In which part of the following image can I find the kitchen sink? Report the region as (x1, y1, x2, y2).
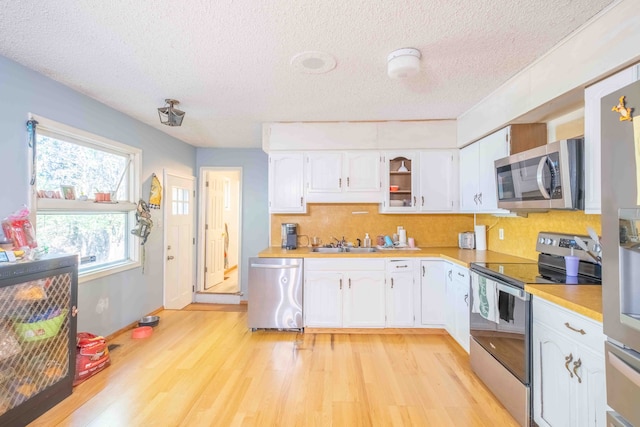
(311, 247, 344, 253)
(344, 247, 378, 253)
(310, 247, 378, 253)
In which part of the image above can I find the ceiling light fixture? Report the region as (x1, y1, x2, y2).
(157, 99, 185, 127)
(290, 51, 337, 74)
(387, 48, 421, 79)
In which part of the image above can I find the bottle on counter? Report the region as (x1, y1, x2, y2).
(364, 233, 371, 248)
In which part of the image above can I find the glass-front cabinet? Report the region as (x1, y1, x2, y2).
(383, 152, 419, 212)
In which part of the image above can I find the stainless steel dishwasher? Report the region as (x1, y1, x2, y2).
(248, 257, 303, 331)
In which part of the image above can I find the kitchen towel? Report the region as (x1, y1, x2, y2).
(474, 275, 499, 323)
(475, 225, 487, 251)
(498, 292, 515, 322)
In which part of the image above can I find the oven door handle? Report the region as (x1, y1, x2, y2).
(495, 282, 527, 301)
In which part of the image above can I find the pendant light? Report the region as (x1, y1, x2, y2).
(157, 99, 185, 127)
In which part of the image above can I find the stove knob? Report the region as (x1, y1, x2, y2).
(544, 238, 553, 245)
(594, 243, 602, 253)
(539, 237, 545, 244)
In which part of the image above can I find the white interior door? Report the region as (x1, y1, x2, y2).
(164, 173, 195, 310)
(205, 174, 225, 289)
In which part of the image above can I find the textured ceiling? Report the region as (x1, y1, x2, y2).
(0, 0, 614, 148)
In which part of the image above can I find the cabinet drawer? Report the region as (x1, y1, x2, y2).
(386, 259, 414, 273)
(305, 258, 385, 271)
(533, 297, 605, 352)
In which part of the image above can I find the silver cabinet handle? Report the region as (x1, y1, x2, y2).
(300, 196, 303, 206)
(339, 178, 342, 188)
(339, 278, 342, 290)
(421, 196, 425, 206)
(348, 278, 351, 289)
(347, 177, 350, 187)
(167, 255, 175, 260)
(413, 196, 416, 206)
(573, 358, 582, 383)
(564, 322, 586, 335)
(422, 265, 425, 277)
(565, 353, 574, 378)
(473, 194, 478, 205)
(457, 272, 465, 277)
(395, 265, 409, 269)
(464, 294, 468, 306)
(391, 278, 394, 289)
(478, 192, 482, 204)
(448, 270, 452, 280)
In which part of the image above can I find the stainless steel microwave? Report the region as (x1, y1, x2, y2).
(494, 138, 584, 211)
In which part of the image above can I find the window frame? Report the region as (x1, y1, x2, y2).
(31, 114, 142, 283)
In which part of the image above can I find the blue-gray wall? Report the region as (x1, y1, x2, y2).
(196, 148, 269, 298)
(0, 55, 196, 336)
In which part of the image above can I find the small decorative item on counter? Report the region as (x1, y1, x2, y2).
(2, 207, 37, 249)
(389, 185, 399, 192)
(74, 332, 111, 386)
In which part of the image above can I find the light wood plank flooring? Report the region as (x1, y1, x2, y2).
(29, 309, 518, 426)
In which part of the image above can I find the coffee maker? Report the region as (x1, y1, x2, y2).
(281, 223, 298, 249)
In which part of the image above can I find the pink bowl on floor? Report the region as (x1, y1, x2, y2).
(131, 326, 153, 339)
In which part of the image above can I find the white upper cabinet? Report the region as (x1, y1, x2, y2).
(268, 152, 305, 213)
(459, 128, 509, 213)
(305, 151, 382, 203)
(418, 150, 458, 212)
(584, 64, 640, 214)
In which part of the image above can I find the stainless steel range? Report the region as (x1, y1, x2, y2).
(469, 232, 602, 426)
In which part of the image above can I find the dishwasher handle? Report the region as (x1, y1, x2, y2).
(250, 263, 300, 269)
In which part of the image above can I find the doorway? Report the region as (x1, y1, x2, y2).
(196, 167, 242, 301)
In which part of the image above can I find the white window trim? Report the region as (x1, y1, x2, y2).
(30, 114, 143, 280)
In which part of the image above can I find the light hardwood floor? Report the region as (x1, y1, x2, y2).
(30, 308, 518, 426)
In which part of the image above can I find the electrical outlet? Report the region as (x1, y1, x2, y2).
(499, 228, 504, 240)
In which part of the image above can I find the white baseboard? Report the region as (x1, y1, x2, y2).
(194, 293, 241, 304)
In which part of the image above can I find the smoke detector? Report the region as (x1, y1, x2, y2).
(387, 48, 421, 79)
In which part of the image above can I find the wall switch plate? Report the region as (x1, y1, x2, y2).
(499, 229, 504, 240)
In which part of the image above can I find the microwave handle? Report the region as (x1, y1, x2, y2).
(536, 156, 552, 200)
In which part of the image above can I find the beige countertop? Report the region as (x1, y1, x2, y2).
(526, 284, 602, 322)
(258, 246, 603, 322)
(258, 246, 532, 267)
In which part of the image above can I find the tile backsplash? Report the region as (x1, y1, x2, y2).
(477, 210, 601, 260)
(270, 205, 601, 261)
(271, 204, 474, 248)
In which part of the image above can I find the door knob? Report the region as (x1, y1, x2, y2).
(167, 255, 175, 260)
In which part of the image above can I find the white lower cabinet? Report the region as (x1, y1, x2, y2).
(420, 259, 446, 326)
(532, 297, 606, 427)
(444, 263, 470, 353)
(304, 259, 385, 328)
(386, 259, 415, 327)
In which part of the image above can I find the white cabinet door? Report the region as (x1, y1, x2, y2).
(343, 270, 386, 328)
(345, 151, 381, 193)
(574, 346, 606, 427)
(459, 143, 479, 212)
(303, 271, 343, 327)
(584, 64, 640, 214)
(533, 321, 575, 427)
(477, 128, 509, 213)
(444, 266, 456, 337)
(453, 266, 470, 353)
(420, 260, 446, 325)
(533, 298, 607, 427)
(386, 261, 415, 327)
(306, 152, 343, 194)
(418, 150, 458, 212)
(268, 152, 305, 213)
(459, 129, 509, 213)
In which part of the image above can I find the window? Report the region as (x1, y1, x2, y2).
(33, 116, 141, 280)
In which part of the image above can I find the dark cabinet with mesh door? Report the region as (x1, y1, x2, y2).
(0, 255, 78, 427)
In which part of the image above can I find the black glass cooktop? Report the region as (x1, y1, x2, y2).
(471, 260, 601, 289)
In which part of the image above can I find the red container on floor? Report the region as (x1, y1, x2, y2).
(73, 332, 111, 386)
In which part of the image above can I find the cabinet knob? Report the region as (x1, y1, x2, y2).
(71, 306, 79, 317)
(167, 255, 175, 260)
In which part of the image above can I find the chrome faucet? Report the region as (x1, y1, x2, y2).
(331, 236, 347, 248)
